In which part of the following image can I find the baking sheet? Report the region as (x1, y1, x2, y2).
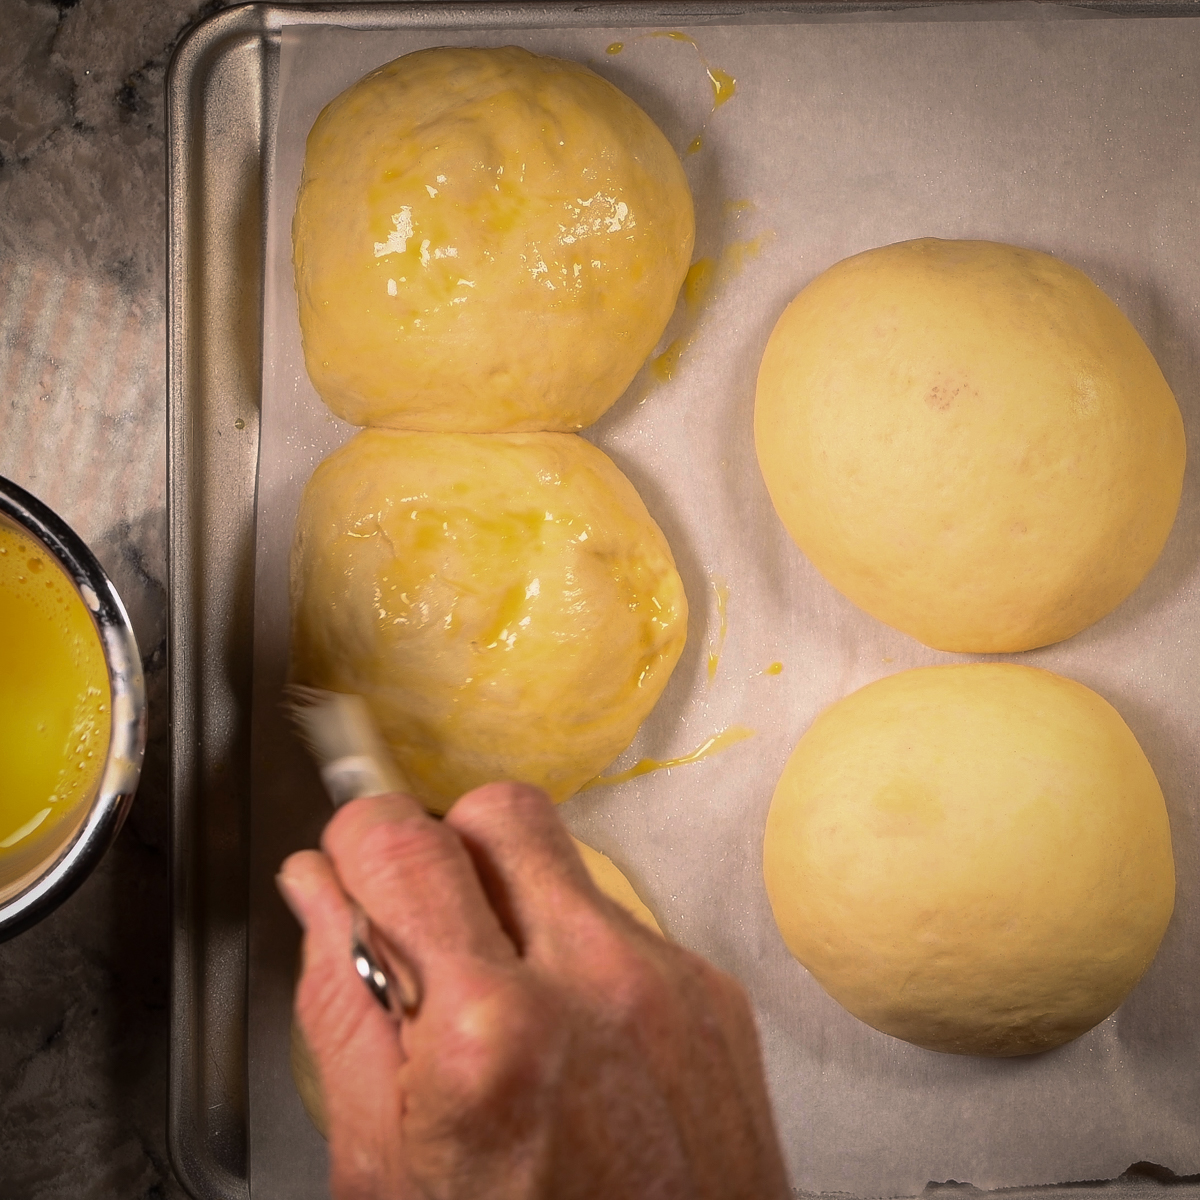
(250, 10, 1200, 1197)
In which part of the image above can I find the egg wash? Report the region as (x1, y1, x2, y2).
(0, 522, 110, 856)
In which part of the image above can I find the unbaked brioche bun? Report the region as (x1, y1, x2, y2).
(763, 663, 1175, 1057)
(754, 238, 1185, 652)
(293, 45, 694, 432)
(290, 429, 687, 813)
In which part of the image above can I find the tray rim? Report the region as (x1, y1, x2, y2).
(166, 3, 1200, 1198)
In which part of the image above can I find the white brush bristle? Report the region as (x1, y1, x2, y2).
(283, 685, 408, 801)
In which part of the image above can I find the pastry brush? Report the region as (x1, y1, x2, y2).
(283, 685, 420, 1016)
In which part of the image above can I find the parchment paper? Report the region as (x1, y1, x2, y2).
(250, 10, 1200, 1197)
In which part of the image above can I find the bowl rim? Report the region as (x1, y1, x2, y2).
(0, 474, 147, 942)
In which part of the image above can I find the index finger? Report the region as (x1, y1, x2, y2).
(278, 850, 409, 1192)
(322, 793, 518, 970)
(445, 782, 634, 953)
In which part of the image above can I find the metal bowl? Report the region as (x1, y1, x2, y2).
(0, 475, 146, 941)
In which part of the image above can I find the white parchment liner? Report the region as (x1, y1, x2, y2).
(249, 11, 1200, 1197)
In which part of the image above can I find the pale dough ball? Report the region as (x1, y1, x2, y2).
(754, 239, 1186, 653)
(290, 430, 687, 813)
(290, 1015, 326, 1139)
(763, 664, 1175, 1057)
(571, 836, 662, 936)
(293, 45, 694, 432)
(292, 834, 661, 1135)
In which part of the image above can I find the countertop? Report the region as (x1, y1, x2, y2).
(0, 2, 225, 1195)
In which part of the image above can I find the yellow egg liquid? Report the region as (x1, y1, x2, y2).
(0, 523, 110, 858)
(706, 575, 729, 684)
(581, 724, 755, 791)
(649, 230, 771, 386)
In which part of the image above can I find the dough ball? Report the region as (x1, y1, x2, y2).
(291, 833, 661, 1135)
(293, 45, 694, 432)
(763, 664, 1175, 1057)
(571, 836, 662, 935)
(754, 238, 1186, 653)
(290, 430, 687, 812)
(290, 1015, 326, 1139)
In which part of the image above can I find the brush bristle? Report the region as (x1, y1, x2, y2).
(283, 685, 408, 797)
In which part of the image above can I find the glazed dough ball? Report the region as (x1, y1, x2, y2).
(754, 239, 1186, 653)
(763, 664, 1175, 1057)
(293, 45, 694, 432)
(292, 834, 661, 1135)
(290, 430, 687, 813)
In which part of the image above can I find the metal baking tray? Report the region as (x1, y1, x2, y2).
(166, 3, 1200, 1197)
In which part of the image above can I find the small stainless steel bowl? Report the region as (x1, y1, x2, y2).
(0, 475, 146, 941)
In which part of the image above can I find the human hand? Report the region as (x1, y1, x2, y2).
(277, 782, 790, 1200)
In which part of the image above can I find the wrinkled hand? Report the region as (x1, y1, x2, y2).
(278, 782, 790, 1200)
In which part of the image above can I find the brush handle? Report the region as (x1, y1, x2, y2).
(283, 687, 419, 1014)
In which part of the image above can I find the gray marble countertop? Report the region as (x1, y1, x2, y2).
(0, 2, 228, 1195)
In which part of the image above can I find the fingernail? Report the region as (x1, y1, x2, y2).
(276, 868, 309, 930)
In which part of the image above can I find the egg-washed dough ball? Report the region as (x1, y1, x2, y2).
(293, 45, 695, 432)
(290, 429, 687, 813)
(291, 833, 662, 1136)
(763, 663, 1175, 1057)
(754, 238, 1186, 653)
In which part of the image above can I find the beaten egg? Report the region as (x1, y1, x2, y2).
(0, 522, 110, 864)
